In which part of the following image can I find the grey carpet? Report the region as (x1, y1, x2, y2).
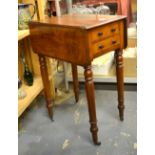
(18, 89, 137, 155)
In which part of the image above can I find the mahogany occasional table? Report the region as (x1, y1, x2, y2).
(29, 14, 127, 145)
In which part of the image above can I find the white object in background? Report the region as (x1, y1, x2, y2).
(77, 52, 114, 75)
(55, 0, 61, 16)
(92, 52, 114, 75)
(123, 47, 137, 58)
(18, 88, 27, 99)
(66, 0, 72, 14)
(128, 27, 137, 38)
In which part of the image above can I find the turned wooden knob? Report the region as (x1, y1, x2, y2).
(98, 31, 103, 36)
(98, 44, 104, 49)
(111, 28, 116, 32)
(112, 40, 117, 44)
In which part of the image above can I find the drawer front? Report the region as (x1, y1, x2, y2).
(92, 35, 120, 56)
(90, 22, 119, 42)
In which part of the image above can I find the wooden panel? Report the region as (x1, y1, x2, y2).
(18, 76, 43, 117)
(92, 35, 120, 57)
(29, 24, 90, 65)
(18, 38, 33, 80)
(22, 38, 34, 73)
(18, 42, 24, 80)
(28, 40, 56, 98)
(30, 14, 126, 29)
(119, 19, 127, 49)
(90, 22, 119, 43)
(131, 0, 137, 13)
(46, 58, 56, 99)
(18, 30, 30, 41)
(36, 0, 46, 20)
(29, 47, 41, 76)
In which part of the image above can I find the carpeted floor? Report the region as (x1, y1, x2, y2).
(18, 86, 137, 155)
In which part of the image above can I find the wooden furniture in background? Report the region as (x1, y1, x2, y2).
(29, 14, 127, 145)
(18, 29, 55, 117)
(18, 0, 55, 117)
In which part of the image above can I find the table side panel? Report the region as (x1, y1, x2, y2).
(29, 24, 90, 65)
(119, 19, 128, 49)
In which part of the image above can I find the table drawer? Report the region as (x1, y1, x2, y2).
(92, 35, 120, 56)
(90, 22, 119, 42)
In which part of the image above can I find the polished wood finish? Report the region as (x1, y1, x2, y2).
(29, 24, 89, 65)
(90, 22, 119, 42)
(115, 49, 124, 121)
(39, 55, 53, 120)
(29, 14, 127, 145)
(31, 14, 126, 29)
(29, 14, 127, 65)
(92, 34, 120, 57)
(84, 65, 101, 145)
(18, 29, 30, 41)
(71, 64, 79, 103)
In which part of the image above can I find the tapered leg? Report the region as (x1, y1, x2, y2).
(115, 50, 125, 121)
(63, 62, 69, 92)
(39, 54, 53, 120)
(71, 64, 79, 103)
(84, 65, 101, 145)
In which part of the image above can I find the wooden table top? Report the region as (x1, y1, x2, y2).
(31, 14, 126, 29)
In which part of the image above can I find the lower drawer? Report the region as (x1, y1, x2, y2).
(92, 35, 120, 57)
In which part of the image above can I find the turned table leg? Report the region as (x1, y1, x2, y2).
(71, 64, 79, 103)
(84, 65, 101, 145)
(39, 54, 54, 120)
(115, 50, 125, 121)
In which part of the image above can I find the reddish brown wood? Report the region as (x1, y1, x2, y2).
(39, 55, 54, 120)
(115, 49, 125, 121)
(29, 14, 127, 145)
(29, 15, 127, 66)
(30, 14, 126, 30)
(71, 64, 79, 103)
(29, 24, 90, 66)
(84, 65, 101, 145)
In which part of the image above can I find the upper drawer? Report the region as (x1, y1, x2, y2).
(90, 22, 119, 42)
